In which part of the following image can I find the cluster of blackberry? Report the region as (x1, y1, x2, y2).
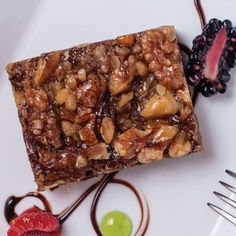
(186, 19, 236, 96)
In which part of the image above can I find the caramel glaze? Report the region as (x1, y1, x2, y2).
(4, 0, 206, 234)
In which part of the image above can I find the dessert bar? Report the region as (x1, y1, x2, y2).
(6, 26, 202, 190)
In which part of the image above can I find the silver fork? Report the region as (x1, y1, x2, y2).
(208, 170, 236, 224)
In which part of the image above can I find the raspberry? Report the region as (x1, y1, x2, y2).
(7, 207, 60, 236)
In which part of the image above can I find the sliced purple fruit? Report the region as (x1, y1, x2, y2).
(186, 19, 236, 96)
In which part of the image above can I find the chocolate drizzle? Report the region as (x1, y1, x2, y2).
(179, 42, 192, 57)
(194, 0, 206, 29)
(5, 174, 150, 235)
(90, 173, 150, 236)
(4, 192, 52, 224)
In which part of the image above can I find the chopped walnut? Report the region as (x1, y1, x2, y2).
(153, 125, 178, 143)
(141, 94, 180, 118)
(118, 91, 133, 108)
(114, 45, 130, 59)
(76, 107, 92, 124)
(109, 55, 137, 95)
(156, 84, 167, 96)
(86, 143, 109, 160)
(30, 119, 44, 136)
(179, 106, 192, 121)
(34, 52, 61, 86)
(109, 68, 133, 95)
(136, 61, 148, 77)
(55, 88, 69, 105)
(137, 147, 163, 163)
(114, 128, 152, 159)
(161, 41, 176, 53)
(75, 155, 88, 168)
(77, 68, 87, 82)
(46, 111, 62, 148)
(66, 74, 77, 89)
(160, 26, 176, 42)
(116, 34, 135, 47)
(79, 115, 98, 145)
(65, 93, 77, 111)
(62, 121, 78, 137)
(49, 81, 64, 94)
(168, 134, 192, 157)
(60, 110, 76, 123)
(23, 80, 48, 112)
(177, 88, 192, 104)
(94, 44, 106, 59)
(13, 89, 26, 108)
(135, 74, 155, 99)
(100, 117, 115, 144)
(77, 74, 99, 108)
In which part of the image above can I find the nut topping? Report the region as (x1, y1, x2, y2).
(79, 115, 97, 145)
(100, 117, 115, 144)
(168, 134, 192, 157)
(141, 94, 180, 118)
(62, 121, 78, 137)
(65, 93, 77, 111)
(34, 52, 61, 86)
(75, 155, 88, 168)
(137, 147, 163, 163)
(86, 143, 109, 160)
(153, 125, 178, 143)
(77, 74, 99, 107)
(13, 89, 26, 108)
(55, 88, 69, 105)
(77, 68, 87, 82)
(66, 74, 77, 89)
(118, 91, 133, 108)
(114, 128, 152, 159)
(116, 34, 135, 47)
(23, 80, 48, 112)
(136, 61, 149, 76)
(6, 26, 202, 190)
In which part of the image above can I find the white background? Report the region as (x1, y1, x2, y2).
(0, 0, 236, 235)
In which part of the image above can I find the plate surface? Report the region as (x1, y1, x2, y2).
(1, 0, 236, 235)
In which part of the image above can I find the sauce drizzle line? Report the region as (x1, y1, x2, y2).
(194, 0, 206, 29)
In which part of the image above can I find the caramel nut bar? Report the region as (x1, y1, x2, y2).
(6, 26, 203, 191)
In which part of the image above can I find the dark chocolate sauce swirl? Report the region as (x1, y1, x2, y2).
(194, 0, 206, 29)
(179, 42, 192, 57)
(90, 174, 150, 236)
(4, 0, 207, 234)
(4, 192, 51, 224)
(5, 173, 150, 235)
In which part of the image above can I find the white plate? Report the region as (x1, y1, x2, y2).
(1, 0, 236, 235)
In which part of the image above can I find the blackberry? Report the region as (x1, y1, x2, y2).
(186, 19, 236, 96)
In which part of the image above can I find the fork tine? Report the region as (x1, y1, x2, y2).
(214, 191, 236, 208)
(226, 170, 236, 179)
(207, 203, 236, 225)
(219, 181, 236, 194)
